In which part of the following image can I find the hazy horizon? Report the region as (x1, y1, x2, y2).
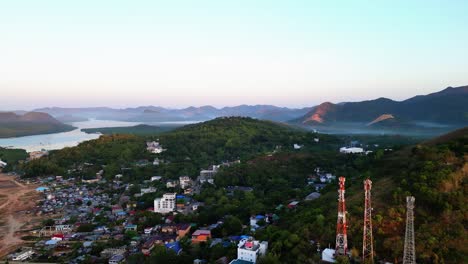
(1, 1, 468, 110)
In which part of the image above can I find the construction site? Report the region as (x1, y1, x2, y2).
(323, 177, 416, 264)
(0, 173, 45, 258)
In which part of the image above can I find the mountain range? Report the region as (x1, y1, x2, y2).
(294, 85, 468, 130)
(34, 105, 313, 123)
(1, 85, 466, 137)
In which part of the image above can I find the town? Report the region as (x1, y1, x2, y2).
(1, 138, 345, 264)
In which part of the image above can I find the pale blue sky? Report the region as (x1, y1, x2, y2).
(1, 0, 467, 110)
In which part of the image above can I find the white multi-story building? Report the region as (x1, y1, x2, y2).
(229, 237, 268, 264)
(154, 193, 176, 214)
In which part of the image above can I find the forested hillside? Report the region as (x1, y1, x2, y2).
(21, 117, 340, 178)
(268, 127, 467, 263)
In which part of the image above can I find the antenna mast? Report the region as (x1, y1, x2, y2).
(403, 196, 416, 264)
(362, 179, 374, 264)
(335, 177, 348, 256)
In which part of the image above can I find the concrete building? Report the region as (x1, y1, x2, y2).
(322, 248, 336, 263)
(339, 147, 364, 154)
(109, 254, 125, 264)
(191, 229, 212, 243)
(179, 176, 192, 189)
(229, 237, 268, 264)
(11, 248, 34, 261)
(146, 141, 165, 154)
(154, 193, 176, 214)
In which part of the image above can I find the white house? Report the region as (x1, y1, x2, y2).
(293, 144, 303, 150)
(151, 176, 162, 181)
(229, 237, 268, 264)
(0, 159, 7, 168)
(166, 180, 179, 188)
(322, 248, 336, 263)
(339, 147, 364, 154)
(12, 249, 34, 261)
(146, 141, 165, 154)
(179, 176, 192, 189)
(141, 187, 157, 194)
(154, 193, 176, 214)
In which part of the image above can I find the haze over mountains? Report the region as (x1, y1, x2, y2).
(34, 105, 313, 123)
(1, 85, 466, 138)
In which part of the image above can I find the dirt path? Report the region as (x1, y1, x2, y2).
(0, 173, 41, 258)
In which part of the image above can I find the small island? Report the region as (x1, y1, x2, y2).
(81, 124, 180, 135)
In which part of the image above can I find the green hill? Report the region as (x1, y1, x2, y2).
(21, 117, 340, 178)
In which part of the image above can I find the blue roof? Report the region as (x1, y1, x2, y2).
(45, 240, 58, 245)
(229, 260, 254, 264)
(229, 236, 241, 241)
(165, 241, 182, 255)
(176, 195, 185, 199)
(255, 215, 265, 219)
(36, 186, 48, 191)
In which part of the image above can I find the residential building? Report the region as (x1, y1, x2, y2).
(124, 224, 137, 231)
(191, 229, 211, 243)
(0, 159, 7, 168)
(179, 176, 192, 189)
(321, 248, 336, 263)
(146, 141, 165, 154)
(166, 180, 179, 188)
(151, 176, 162, 181)
(305, 192, 321, 201)
(339, 147, 364, 154)
(154, 193, 176, 214)
(109, 254, 125, 264)
(229, 237, 268, 264)
(11, 248, 34, 261)
(141, 187, 157, 194)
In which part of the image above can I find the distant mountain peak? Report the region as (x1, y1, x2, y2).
(302, 102, 337, 124)
(367, 114, 395, 126)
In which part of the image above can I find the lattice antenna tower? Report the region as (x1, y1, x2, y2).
(362, 179, 374, 264)
(335, 177, 348, 256)
(403, 196, 416, 264)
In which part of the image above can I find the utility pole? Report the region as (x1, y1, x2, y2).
(403, 196, 416, 264)
(362, 179, 374, 264)
(335, 177, 348, 256)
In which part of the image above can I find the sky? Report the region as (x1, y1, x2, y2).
(1, 0, 467, 110)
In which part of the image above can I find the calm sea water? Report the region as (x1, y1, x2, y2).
(0, 119, 197, 152)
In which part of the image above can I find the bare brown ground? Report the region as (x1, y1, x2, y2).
(0, 173, 43, 258)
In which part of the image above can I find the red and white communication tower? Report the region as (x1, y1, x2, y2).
(335, 176, 348, 256)
(362, 179, 374, 264)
